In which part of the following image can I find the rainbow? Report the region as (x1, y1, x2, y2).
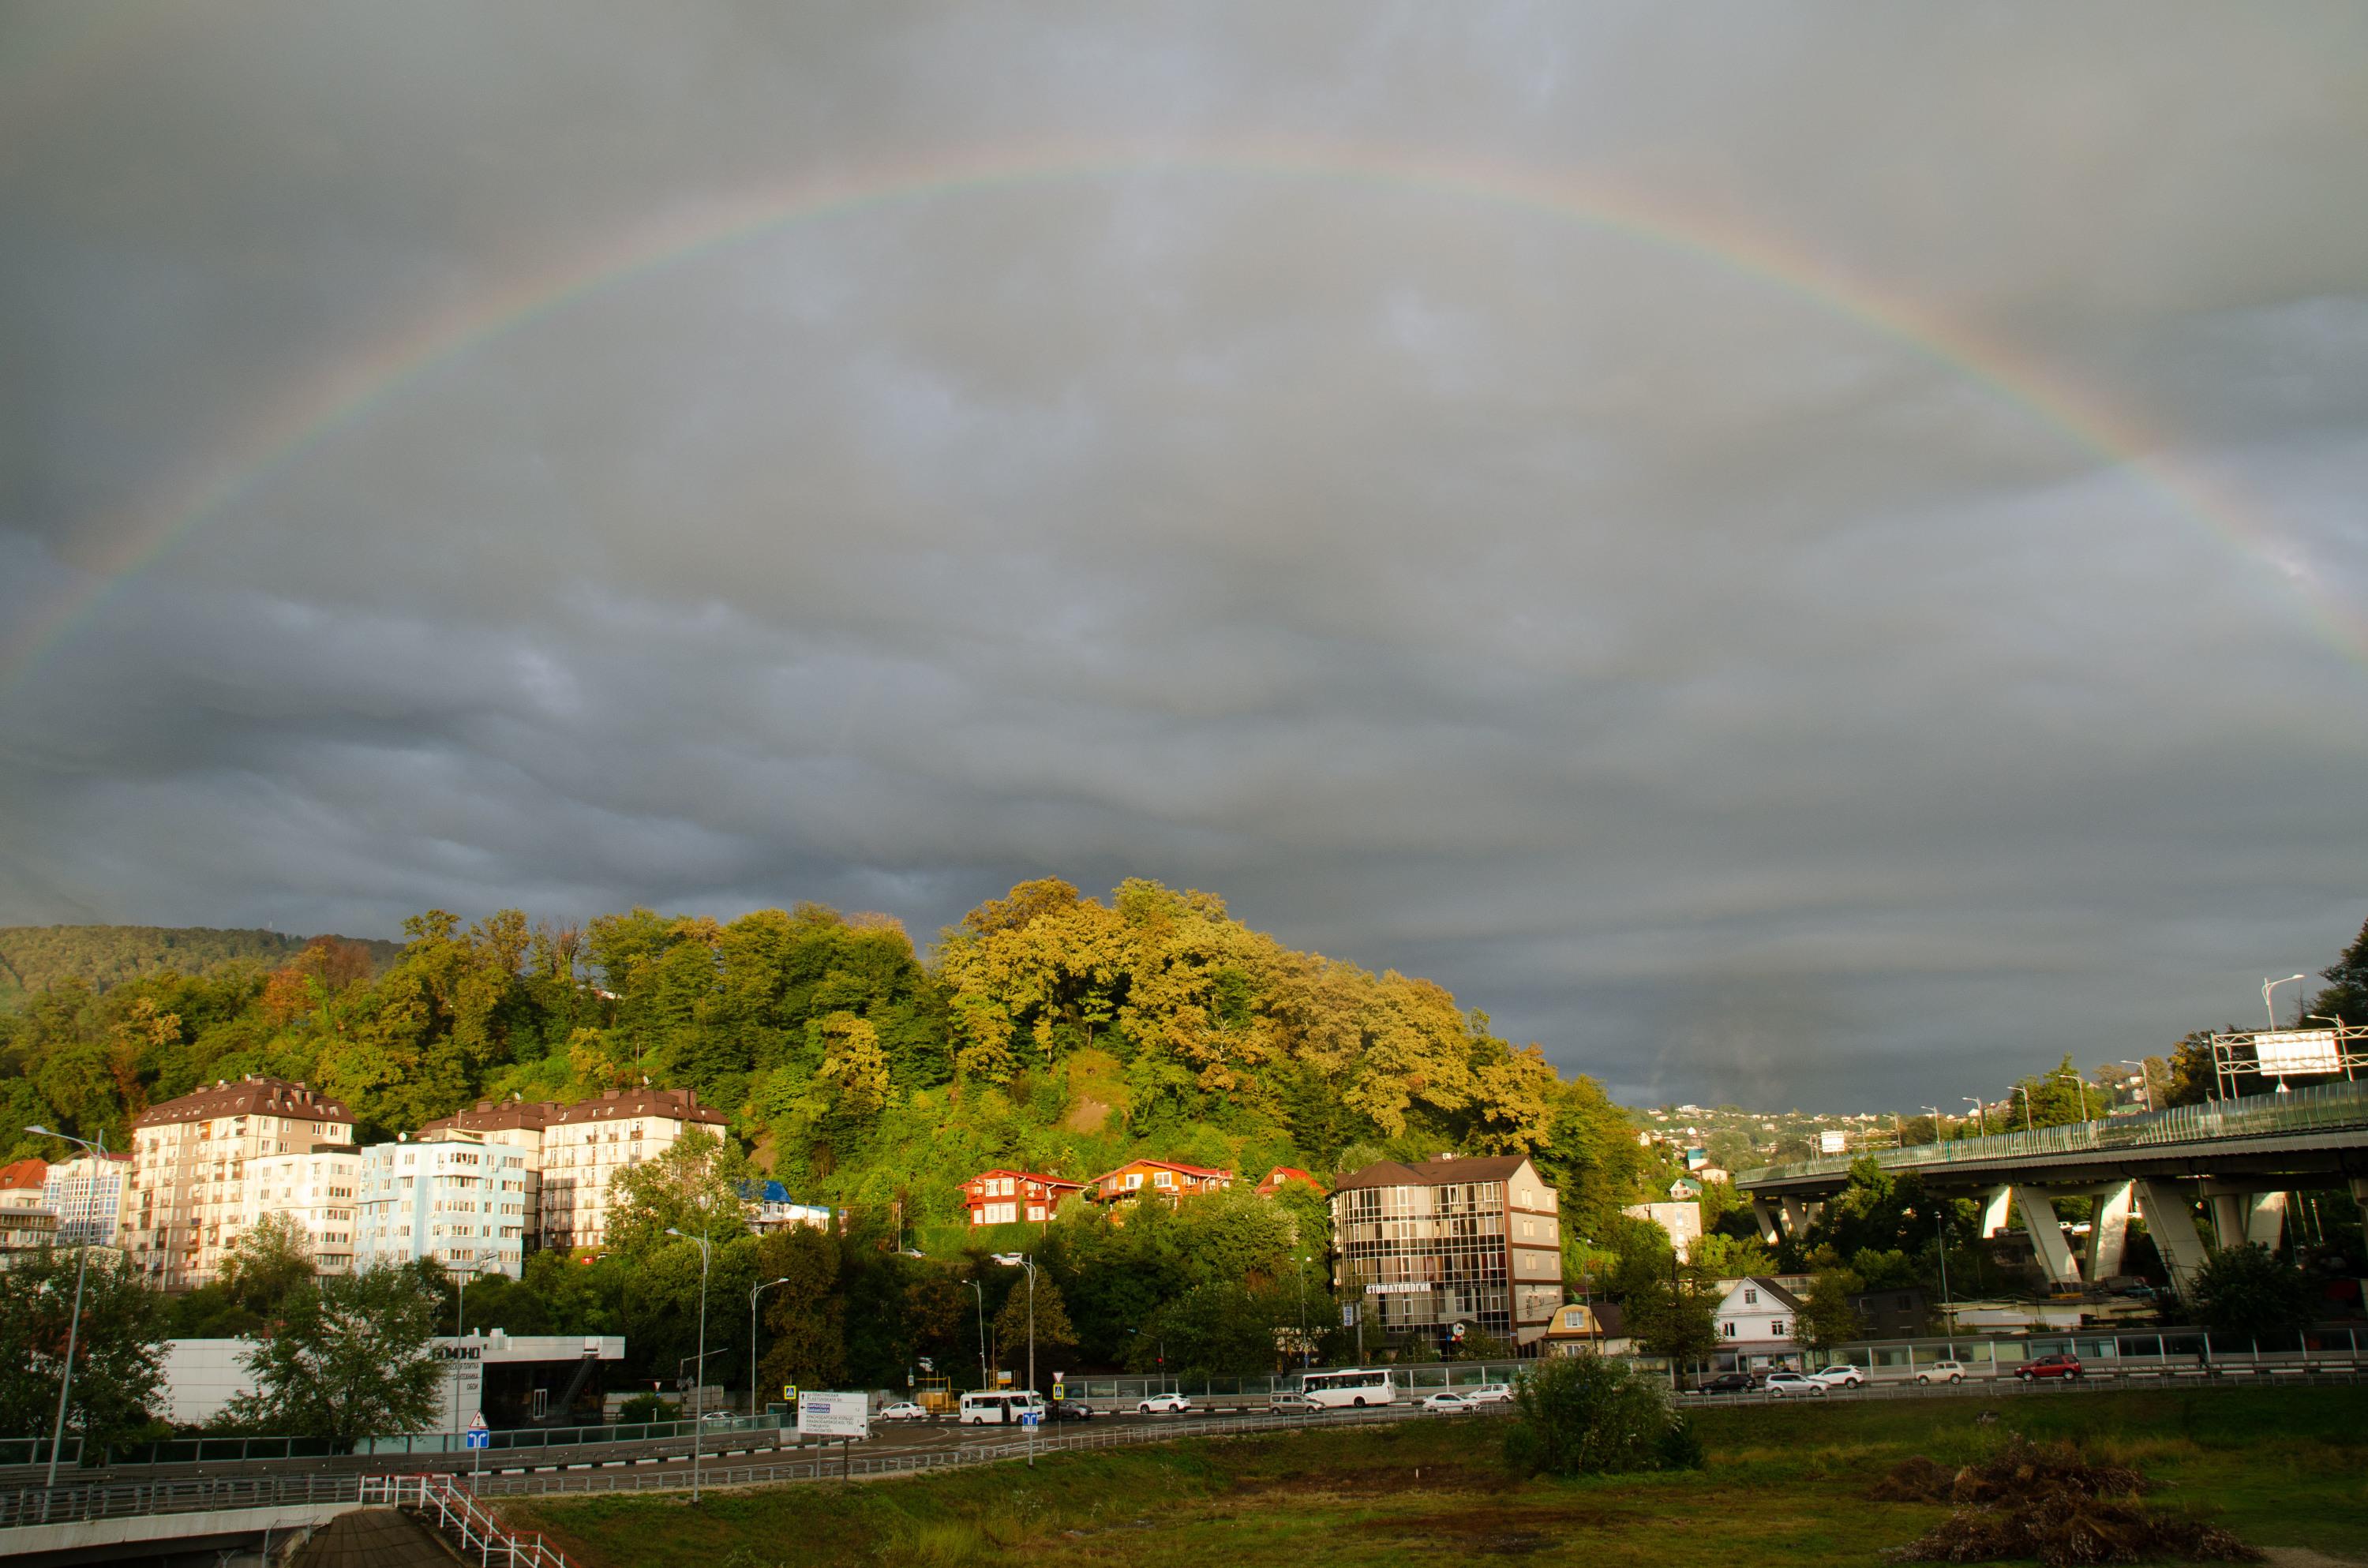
(8, 140, 2359, 688)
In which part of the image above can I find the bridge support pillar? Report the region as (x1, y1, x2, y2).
(1980, 1186, 2013, 1237)
(2354, 1177, 2368, 1207)
(1751, 1198, 1781, 1245)
(1780, 1196, 1812, 1238)
(2245, 1191, 2287, 1251)
(2209, 1193, 2247, 1248)
(2010, 1187, 2082, 1288)
(2086, 1181, 2134, 1280)
(2134, 1178, 2209, 1289)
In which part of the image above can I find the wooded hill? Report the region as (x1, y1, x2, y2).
(0, 925, 401, 1009)
(0, 881, 1654, 1237)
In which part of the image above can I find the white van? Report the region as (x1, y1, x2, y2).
(958, 1390, 1048, 1426)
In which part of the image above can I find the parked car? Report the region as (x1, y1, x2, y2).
(1764, 1372, 1827, 1398)
(1693, 1372, 1759, 1395)
(2018, 1353, 2084, 1382)
(1421, 1392, 1481, 1414)
(1268, 1391, 1322, 1413)
(1810, 1364, 1865, 1389)
(878, 1401, 931, 1422)
(1462, 1383, 1515, 1405)
(1914, 1360, 1969, 1386)
(1137, 1392, 1193, 1415)
(1049, 1399, 1096, 1422)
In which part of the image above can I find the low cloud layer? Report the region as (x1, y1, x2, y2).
(4, 2, 2365, 1107)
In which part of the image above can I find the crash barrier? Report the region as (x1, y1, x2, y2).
(0, 1470, 362, 1530)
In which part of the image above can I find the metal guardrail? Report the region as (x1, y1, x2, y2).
(365, 1474, 567, 1566)
(0, 1471, 363, 1530)
(1739, 1078, 2368, 1186)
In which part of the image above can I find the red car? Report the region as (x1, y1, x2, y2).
(2017, 1353, 2083, 1382)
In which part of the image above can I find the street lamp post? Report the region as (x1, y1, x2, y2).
(2116, 1061, 2154, 1113)
(2051, 1069, 2092, 1122)
(449, 1259, 480, 1443)
(966, 1278, 987, 1387)
(24, 1127, 101, 1491)
(2263, 974, 2307, 1031)
(2018, 1084, 2033, 1133)
(1293, 1254, 1310, 1368)
(1963, 1097, 1986, 1136)
(1922, 1106, 1944, 1142)
(665, 1226, 713, 1504)
(751, 1275, 791, 1424)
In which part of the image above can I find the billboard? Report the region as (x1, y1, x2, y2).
(1817, 1131, 1848, 1155)
(2253, 1030, 2342, 1075)
(797, 1390, 869, 1439)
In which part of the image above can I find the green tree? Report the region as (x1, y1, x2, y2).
(1502, 1353, 1695, 1477)
(755, 1226, 846, 1392)
(219, 1212, 317, 1318)
(221, 1262, 445, 1450)
(991, 1271, 1078, 1384)
(2186, 1244, 2314, 1338)
(1791, 1268, 1867, 1356)
(0, 1248, 167, 1459)
(605, 1128, 756, 1256)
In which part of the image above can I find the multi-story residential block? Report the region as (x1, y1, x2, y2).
(1082, 1158, 1234, 1207)
(536, 1087, 726, 1254)
(961, 1169, 1085, 1226)
(239, 1149, 362, 1274)
(356, 1131, 530, 1279)
(0, 1158, 56, 1255)
(1330, 1153, 1564, 1349)
(41, 1153, 129, 1248)
(124, 1077, 353, 1288)
(415, 1096, 556, 1245)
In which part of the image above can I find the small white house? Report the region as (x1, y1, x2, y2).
(1710, 1275, 1808, 1369)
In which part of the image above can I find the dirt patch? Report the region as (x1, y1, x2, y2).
(1390, 1506, 1609, 1557)
(1875, 1439, 2257, 1566)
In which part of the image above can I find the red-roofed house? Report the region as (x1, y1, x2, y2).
(1084, 1158, 1235, 1207)
(1255, 1166, 1325, 1199)
(961, 1169, 1085, 1227)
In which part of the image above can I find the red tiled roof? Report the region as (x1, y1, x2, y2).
(966, 1169, 1084, 1190)
(1330, 1154, 1532, 1192)
(1088, 1158, 1235, 1185)
(418, 1098, 564, 1136)
(0, 1158, 49, 1191)
(1256, 1166, 1325, 1195)
(133, 1076, 350, 1127)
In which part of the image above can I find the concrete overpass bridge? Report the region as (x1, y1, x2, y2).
(1736, 1079, 2368, 1291)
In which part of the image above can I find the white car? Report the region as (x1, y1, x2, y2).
(878, 1401, 931, 1422)
(1462, 1383, 1515, 1405)
(1137, 1393, 1193, 1415)
(1421, 1392, 1481, 1413)
(1810, 1364, 1864, 1389)
(1915, 1360, 1968, 1386)
(1763, 1372, 1827, 1398)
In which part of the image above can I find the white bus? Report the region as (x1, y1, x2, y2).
(1298, 1368, 1396, 1409)
(958, 1390, 1047, 1425)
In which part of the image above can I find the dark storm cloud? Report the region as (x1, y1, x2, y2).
(3, 1, 2366, 1108)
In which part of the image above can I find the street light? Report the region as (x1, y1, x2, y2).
(2262, 974, 2307, 1031)
(2116, 1061, 2154, 1113)
(1292, 1253, 1311, 1368)
(2017, 1084, 2033, 1134)
(665, 1226, 713, 1504)
(1921, 1106, 1944, 1142)
(448, 1259, 481, 1445)
(965, 1278, 987, 1387)
(2051, 1068, 2092, 1122)
(750, 1275, 791, 1424)
(24, 1126, 101, 1491)
(1962, 1098, 1987, 1136)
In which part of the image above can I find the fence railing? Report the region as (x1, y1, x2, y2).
(0, 1409, 792, 1471)
(363, 1473, 567, 1566)
(1739, 1078, 2368, 1186)
(0, 1471, 362, 1530)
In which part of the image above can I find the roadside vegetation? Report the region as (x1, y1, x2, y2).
(505, 1387, 2366, 1568)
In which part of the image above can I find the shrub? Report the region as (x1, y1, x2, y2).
(1502, 1353, 1696, 1478)
(613, 1393, 681, 1425)
(2185, 1245, 2313, 1338)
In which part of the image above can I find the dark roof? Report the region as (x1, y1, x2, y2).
(546, 1086, 726, 1128)
(1740, 1276, 1807, 1312)
(1331, 1154, 1532, 1192)
(418, 1098, 564, 1136)
(134, 1076, 350, 1127)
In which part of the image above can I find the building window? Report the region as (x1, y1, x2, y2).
(1153, 1171, 1172, 1188)
(1770, 1319, 1785, 1336)
(1722, 1322, 1736, 1338)
(1744, 1289, 1757, 1305)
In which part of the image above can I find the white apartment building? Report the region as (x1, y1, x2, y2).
(0, 1158, 56, 1255)
(414, 1096, 556, 1244)
(239, 1149, 362, 1274)
(41, 1154, 129, 1248)
(356, 1132, 531, 1280)
(124, 1077, 354, 1288)
(538, 1087, 727, 1254)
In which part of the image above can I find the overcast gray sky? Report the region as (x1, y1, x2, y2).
(3, 2, 2365, 1110)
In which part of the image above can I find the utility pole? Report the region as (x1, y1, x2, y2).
(25, 1126, 101, 1491)
(666, 1226, 713, 1505)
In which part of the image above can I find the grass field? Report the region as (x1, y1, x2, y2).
(504, 1388, 2368, 1568)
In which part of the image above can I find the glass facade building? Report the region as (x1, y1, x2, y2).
(1329, 1154, 1564, 1348)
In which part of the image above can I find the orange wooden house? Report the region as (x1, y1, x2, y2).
(1082, 1158, 1235, 1207)
(961, 1169, 1085, 1227)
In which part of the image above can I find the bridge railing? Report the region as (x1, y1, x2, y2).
(0, 1471, 361, 1530)
(1739, 1078, 2368, 1186)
